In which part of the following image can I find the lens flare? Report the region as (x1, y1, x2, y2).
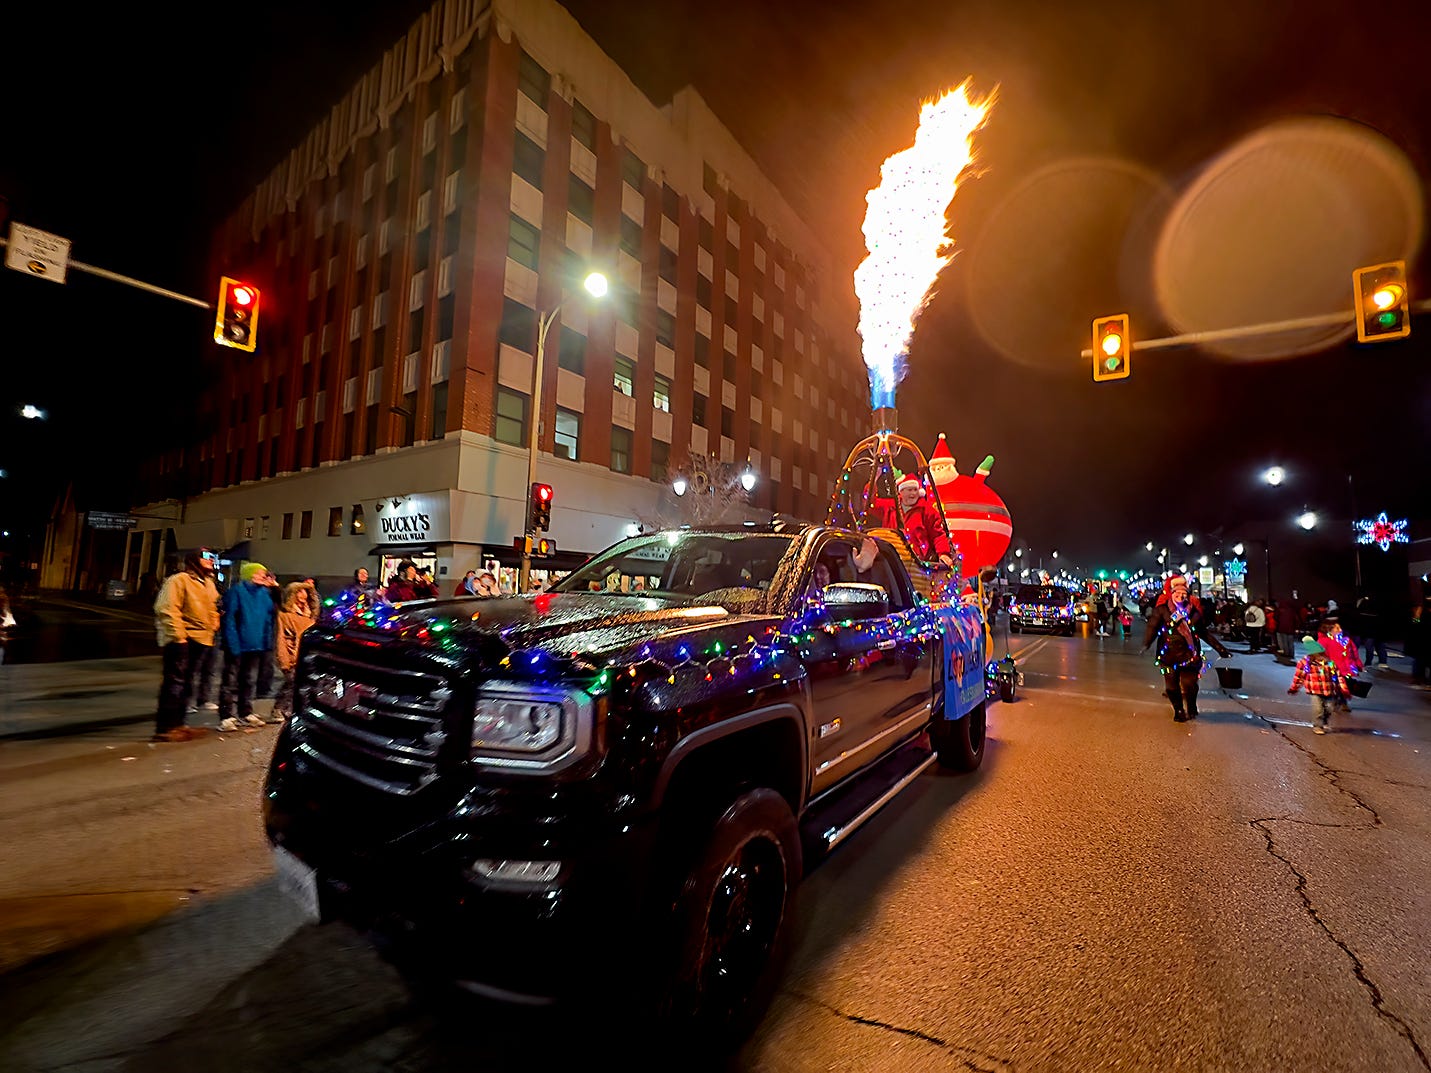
(855, 80, 993, 408)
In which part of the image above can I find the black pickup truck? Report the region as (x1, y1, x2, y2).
(264, 523, 988, 1036)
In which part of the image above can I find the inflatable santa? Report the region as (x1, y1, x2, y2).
(928, 433, 1013, 575)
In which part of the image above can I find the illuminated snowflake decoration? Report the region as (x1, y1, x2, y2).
(1354, 512, 1409, 552)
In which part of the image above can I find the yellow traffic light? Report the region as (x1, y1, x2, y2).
(1091, 313, 1131, 381)
(1353, 261, 1409, 343)
(214, 276, 261, 352)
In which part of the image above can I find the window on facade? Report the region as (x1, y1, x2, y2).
(282, 513, 294, 540)
(656, 309, 676, 349)
(619, 215, 643, 258)
(658, 244, 678, 284)
(499, 298, 535, 351)
(751, 368, 763, 399)
(694, 333, 710, 368)
(723, 298, 738, 328)
(517, 50, 550, 108)
(702, 161, 719, 197)
(613, 356, 635, 396)
(568, 175, 595, 224)
(513, 131, 544, 190)
(651, 439, 670, 483)
(365, 403, 379, 455)
(508, 214, 541, 271)
(693, 393, 708, 427)
(722, 350, 737, 381)
(438, 295, 455, 342)
(621, 149, 645, 189)
(328, 507, 343, 537)
(610, 426, 632, 474)
(351, 504, 366, 534)
(653, 373, 671, 412)
(430, 381, 448, 440)
(554, 408, 581, 461)
(571, 100, 596, 149)
(495, 387, 528, 446)
(662, 184, 680, 220)
(721, 406, 734, 439)
(696, 273, 712, 309)
(698, 216, 713, 250)
(300, 510, 314, 539)
(558, 327, 586, 375)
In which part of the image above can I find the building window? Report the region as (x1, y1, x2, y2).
(300, 510, 314, 539)
(513, 131, 544, 190)
(651, 439, 670, 483)
(703, 161, 719, 197)
(619, 215, 643, 258)
(622, 149, 645, 189)
(495, 387, 528, 446)
(282, 513, 294, 540)
(557, 327, 586, 375)
(662, 184, 680, 220)
(613, 356, 635, 396)
(693, 393, 708, 427)
(658, 245, 678, 284)
(653, 373, 671, 412)
(351, 504, 366, 534)
(721, 406, 734, 439)
(610, 426, 632, 474)
(499, 298, 535, 351)
(694, 333, 710, 368)
(517, 50, 550, 109)
(751, 368, 763, 399)
(554, 408, 581, 461)
(722, 350, 737, 381)
(328, 507, 343, 537)
(430, 381, 448, 440)
(571, 100, 596, 150)
(568, 175, 595, 225)
(696, 273, 712, 309)
(656, 309, 676, 348)
(508, 214, 541, 271)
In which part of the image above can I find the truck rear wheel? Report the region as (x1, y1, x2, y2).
(934, 702, 987, 771)
(659, 788, 801, 1043)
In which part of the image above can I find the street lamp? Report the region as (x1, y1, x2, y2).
(1183, 533, 1195, 546)
(740, 463, 757, 492)
(1263, 466, 1285, 487)
(20, 404, 46, 420)
(671, 477, 688, 496)
(1051, 549, 1059, 559)
(1233, 542, 1245, 556)
(520, 271, 608, 592)
(1145, 541, 1154, 551)
(1297, 510, 1318, 531)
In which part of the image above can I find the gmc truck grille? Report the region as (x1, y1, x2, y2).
(294, 650, 454, 795)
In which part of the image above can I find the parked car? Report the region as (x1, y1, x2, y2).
(1008, 583, 1076, 634)
(264, 523, 989, 1038)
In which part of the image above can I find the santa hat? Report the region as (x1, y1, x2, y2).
(897, 474, 921, 492)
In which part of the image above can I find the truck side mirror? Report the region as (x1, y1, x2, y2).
(821, 582, 891, 620)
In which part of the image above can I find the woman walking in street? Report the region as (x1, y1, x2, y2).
(1144, 575, 1232, 721)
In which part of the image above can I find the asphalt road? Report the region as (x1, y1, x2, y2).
(1, 627, 1428, 1072)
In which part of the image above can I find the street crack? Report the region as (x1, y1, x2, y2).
(788, 989, 1012, 1071)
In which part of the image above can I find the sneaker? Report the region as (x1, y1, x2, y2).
(217, 717, 242, 733)
(1313, 725, 1327, 735)
(201, 701, 219, 712)
(266, 711, 287, 725)
(1377, 662, 1389, 669)
(244, 714, 266, 728)
(185, 705, 198, 715)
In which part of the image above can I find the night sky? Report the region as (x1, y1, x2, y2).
(3, 0, 1429, 574)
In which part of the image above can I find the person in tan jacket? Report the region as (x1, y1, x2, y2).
(151, 550, 221, 742)
(271, 582, 314, 723)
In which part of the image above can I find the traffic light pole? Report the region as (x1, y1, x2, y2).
(0, 236, 211, 309)
(518, 302, 566, 593)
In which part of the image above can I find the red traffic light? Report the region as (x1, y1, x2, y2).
(232, 286, 254, 306)
(535, 484, 552, 502)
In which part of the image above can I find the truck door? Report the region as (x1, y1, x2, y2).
(801, 537, 935, 799)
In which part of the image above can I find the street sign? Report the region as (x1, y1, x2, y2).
(5, 222, 71, 283)
(87, 511, 138, 531)
(1197, 567, 1215, 588)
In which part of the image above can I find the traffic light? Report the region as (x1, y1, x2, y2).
(1353, 261, 1410, 343)
(214, 277, 261, 352)
(1091, 314, 1131, 381)
(528, 482, 553, 531)
(534, 537, 557, 558)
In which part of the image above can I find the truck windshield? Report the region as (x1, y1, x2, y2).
(551, 532, 798, 611)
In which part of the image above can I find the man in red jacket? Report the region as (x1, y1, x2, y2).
(896, 475, 955, 570)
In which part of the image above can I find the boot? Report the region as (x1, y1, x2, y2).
(1184, 688, 1199, 720)
(1167, 690, 1187, 722)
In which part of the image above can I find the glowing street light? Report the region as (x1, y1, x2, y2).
(740, 463, 757, 492)
(1263, 466, 1285, 487)
(1145, 541, 1154, 551)
(1197, 555, 1209, 566)
(1298, 510, 1318, 531)
(20, 404, 46, 420)
(1183, 533, 1195, 546)
(1233, 542, 1245, 556)
(671, 477, 688, 497)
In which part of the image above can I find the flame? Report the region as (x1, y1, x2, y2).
(855, 80, 994, 408)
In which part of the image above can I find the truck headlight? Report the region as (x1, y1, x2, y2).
(471, 682, 592, 772)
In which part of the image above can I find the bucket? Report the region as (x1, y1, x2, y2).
(1215, 666, 1243, 689)
(1348, 678, 1372, 698)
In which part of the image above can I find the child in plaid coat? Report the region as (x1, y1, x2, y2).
(1288, 637, 1349, 735)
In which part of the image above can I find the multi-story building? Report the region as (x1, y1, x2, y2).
(128, 0, 868, 591)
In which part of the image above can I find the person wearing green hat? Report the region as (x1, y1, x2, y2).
(1288, 635, 1350, 735)
(218, 562, 277, 732)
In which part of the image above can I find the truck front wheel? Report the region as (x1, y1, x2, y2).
(660, 788, 801, 1042)
(934, 703, 987, 771)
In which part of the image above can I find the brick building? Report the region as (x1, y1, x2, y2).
(127, 0, 868, 589)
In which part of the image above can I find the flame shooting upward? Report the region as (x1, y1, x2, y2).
(855, 80, 993, 409)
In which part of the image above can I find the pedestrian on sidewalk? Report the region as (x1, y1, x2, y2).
(1275, 595, 1299, 662)
(1355, 595, 1388, 669)
(1288, 637, 1349, 734)
(218, 563, 277, 732)
(272, 582, 315, 723)
(1244, 600, 1267, 652)
(151, 550, 220, 742)
(1144, 575, 1231, 722)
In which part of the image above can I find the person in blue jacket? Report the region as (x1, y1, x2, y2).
(218, 562, 278, 732)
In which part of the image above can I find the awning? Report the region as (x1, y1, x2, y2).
(368, 544, 438, 557)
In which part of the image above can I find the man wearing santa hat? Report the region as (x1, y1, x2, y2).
(896, 474, 955, 571)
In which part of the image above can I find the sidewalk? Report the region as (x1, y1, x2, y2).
(0, 656, 274, 741)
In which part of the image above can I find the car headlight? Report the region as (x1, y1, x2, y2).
(471, 682, 593, 772)
(1059, 606, 1071, 617)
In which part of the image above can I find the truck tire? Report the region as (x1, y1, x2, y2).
(935, 702, 987, 771)
(659, 788, 801, 1043)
